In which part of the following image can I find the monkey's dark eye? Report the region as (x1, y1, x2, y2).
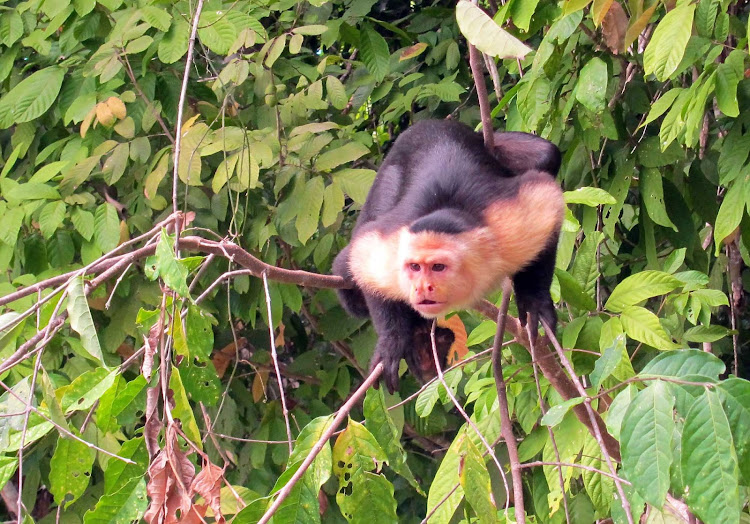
(409, 263, 421, 272)
(432, 263, 446, 272)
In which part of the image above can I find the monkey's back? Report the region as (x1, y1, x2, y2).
(355, 120, 520, 233)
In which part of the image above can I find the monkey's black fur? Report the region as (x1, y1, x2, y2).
(333, 120, 561, 392)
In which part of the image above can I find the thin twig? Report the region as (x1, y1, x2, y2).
(541, 319, 633, 524)
(257, 364, 383, 524)
(429, 321, 510, 503)
(172, 0, 206, 217)
(262, 271, 293, 454)
(491, 282, 524, 520)
(527, 324, 570, 524)
(119, 52, 175, 143)
(0, 380, 135, 464)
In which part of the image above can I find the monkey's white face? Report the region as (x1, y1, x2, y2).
(397, 231, 476, 317)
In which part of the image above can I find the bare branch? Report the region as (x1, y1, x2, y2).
(491, 281, 524, 520)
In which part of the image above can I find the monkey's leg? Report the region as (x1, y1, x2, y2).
(512, 235, 558, 338)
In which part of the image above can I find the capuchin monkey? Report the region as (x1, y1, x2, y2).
(333, 119, 564, 393)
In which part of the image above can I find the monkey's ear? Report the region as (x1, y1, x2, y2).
(490, 131, 561, 177)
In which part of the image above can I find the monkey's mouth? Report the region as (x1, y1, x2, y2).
(414, 300, 447, 317)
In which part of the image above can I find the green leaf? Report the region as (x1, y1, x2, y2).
(67, 275, 105, 365)
(605, 270, 683, 312)
(683, 325, 729, 343)
(333, 168, 376, 204)
(326, 75, 348, 110)
(141, 5, 171, 32)
(363, 388, 422, 493)
(0, 207, 24, 246)
(0, 455, 16, 491)
(61, 368, 118, 414)
(620, 380, 674, 507)
(576, 57, 607, 114)
(0, 12, 23, 46)
(564, 186, 616, 206)
(556, 268, 597, 311)
(198, 10, 236, 55)
(458, 434, 497, 523)
(83, 478, 147, 524)
(456, 0, 532, 59)
(606, 385, 637, 441)
(264, 34, 286, 67)
(715, 52, 743, 118)
(71, 208, 95, 241)
(315, 142, 369, 172)
(620, 306, 678, 350)
(643, 4, 696, 81)
(295, 176, 325, 244)
(49, 435, 96, 507)
(641, 349, 725, 379)
(169, 368, 202, 449)
(591, 334, 625, 390)
(360, 25, 390, 82)
(104, 437, 148, 493)
(682, 390, 740, 524)
(541, 397, 585, 427)
(714, 181, 745, 253)
(94, 203, 120, 254)
(158, 16, 189, 64)
(581, 433, 614, 515)
(640, 168, 677, 230)
(0, 67, 66, 129)
(641, 88, 683, 129)
(426, 428, 466, 522)
(5, 182, 61, 201)
(718, 378, 750, 484)
(292, 24, 328, 35)
(153, 230, 190, 297)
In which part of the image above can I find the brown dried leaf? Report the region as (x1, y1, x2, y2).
(252, 370, 270, 402)
(438, 315, 469, 364)
(602, 2, 628, 54)
(145, 386, 162, 459)
(211, 337, 246, 378)
(141, 322, 160, 380)
(190, 459, 225, 524)
(144, 424, 196, 524)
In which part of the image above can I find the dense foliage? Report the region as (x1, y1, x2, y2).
(0, 0, 749, 522)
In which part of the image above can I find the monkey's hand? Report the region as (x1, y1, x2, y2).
(516, 292, 556, 342)
(369, 341, 405, 394)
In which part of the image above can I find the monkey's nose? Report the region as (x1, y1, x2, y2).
(426, 284, 434, 293)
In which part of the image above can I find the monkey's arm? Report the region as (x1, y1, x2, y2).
(332, 245, 369, 317)
(512, 234, 558, 336)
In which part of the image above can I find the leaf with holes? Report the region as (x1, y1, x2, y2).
(50, 434, 96, 507)
(60, 368, 119, 414)
(83, 478, 147, 524)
